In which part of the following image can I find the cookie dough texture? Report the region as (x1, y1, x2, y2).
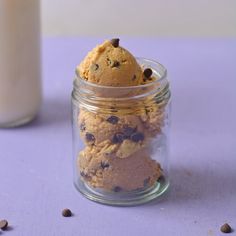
(79, 109, 146, 147)
(78, 145, 162, 191)
(76, 40, 143, 86)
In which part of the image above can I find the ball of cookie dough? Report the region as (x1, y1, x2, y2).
(76, 39, 143, 86)
(78, 145, 162, 192)
(78, 109, 146, 148)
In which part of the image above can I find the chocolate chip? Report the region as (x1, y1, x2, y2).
(132, 75, 137, 81)
(80, 171, 85, 177)
(110, 38, 119, 47)
(80, 122, 86, 132)
(106, 57, 112, 65)
(123, 126, 136, 138)
(101, 161, 110, 169)
(80, 171, 89, 179)
(112, 133, 124, 144)
(111, 60, 120, 68)
(85, 132, 95, 142)
(62, 208, 72, 217)
(107, 116, 119, 124)
(130, 132, 144, 142)
(90, 63, 99, 71)
(220, 223, 232, 233)
(0, 219, 8, 230)
(113, 186, 122, 192)
(143, 68, 152, 78)
(143, 177, 150, 187)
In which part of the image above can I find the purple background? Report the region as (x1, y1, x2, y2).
(0, 38, 236, 236)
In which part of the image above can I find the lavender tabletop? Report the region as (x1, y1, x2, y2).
(0, 38, 236, 236)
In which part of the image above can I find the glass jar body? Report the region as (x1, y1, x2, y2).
(72, 58, 171, 206)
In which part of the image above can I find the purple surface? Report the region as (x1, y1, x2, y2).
(0, 38, 236, 236)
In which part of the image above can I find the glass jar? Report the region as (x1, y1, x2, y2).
(72, 58, 171, 206)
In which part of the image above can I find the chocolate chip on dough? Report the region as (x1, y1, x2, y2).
(143, 68, 152, 78)
(80, 122, 86, 132)
(112, 133, 124, 144)
(110, 38, 120, 48)
(132, 75, 137, 81)
(101, 162, 110, 169)
(80, 171, 89, 179)
(106, 116, 119, 124)
(85, 132, 95, 142)
(111, 60, 120, 68)
(122, 126, 136, 138)
(90, 63, 99, 71)
(130, 132, 144, 142)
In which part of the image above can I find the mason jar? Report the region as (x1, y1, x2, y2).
(72, 58, 171, 206)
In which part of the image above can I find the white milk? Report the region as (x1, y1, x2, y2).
(0, 0, 41, 127)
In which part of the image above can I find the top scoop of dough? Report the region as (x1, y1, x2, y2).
(76, 39, 143, 86)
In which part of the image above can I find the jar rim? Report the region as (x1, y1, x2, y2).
(73, 57, 167, 90)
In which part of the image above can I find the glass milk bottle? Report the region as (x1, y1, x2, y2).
(0, 0, 41, 127)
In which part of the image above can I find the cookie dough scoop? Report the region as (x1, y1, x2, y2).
(76, 38, 143, 87)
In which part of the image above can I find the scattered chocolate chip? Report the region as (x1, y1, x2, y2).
(130, 132, 144, 142)
(62, 208, 72, 217)
(132, 75, 137, 81)
(143, 177, 150, 187)
(122, 126, 136, 138)
(85, 132, 95, 142)
(101, 161, 110, 169)
(112, 133, 124, 144)
(90, 63, 99, 71)
(106, 116, 119, 124)
(0, 219, 8, 230)
(111, 60, 120, 68)
(143, 68, 153, 78)
(110, 38, 119, 47)
(220, 223, 232, 233)
(80, 122, 86, 132)
(113, 186, 122, 192)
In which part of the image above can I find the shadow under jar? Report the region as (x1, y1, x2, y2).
(72, 58, 171, 206)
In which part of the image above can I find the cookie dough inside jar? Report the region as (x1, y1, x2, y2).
(72, 40, 171, 206)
